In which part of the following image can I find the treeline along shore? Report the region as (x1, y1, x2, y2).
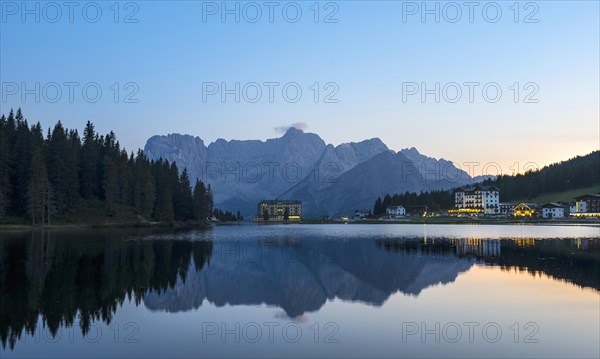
(0, 109, 242, 227)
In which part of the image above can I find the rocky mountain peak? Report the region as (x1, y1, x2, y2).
(144, 130, 473, 218)
(282, 127, 304, 136)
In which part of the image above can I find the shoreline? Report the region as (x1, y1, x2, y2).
(0, 221, 211, 231)
(2, 218, 599, 231)
(264, 217, 600, 227)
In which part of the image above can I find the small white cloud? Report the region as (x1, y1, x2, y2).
(274, 122, 308, 134)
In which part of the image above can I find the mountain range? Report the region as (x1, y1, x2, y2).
(144, 128, 481, 218)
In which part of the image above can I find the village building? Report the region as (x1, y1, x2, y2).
(386, 206, 406, 218)
(542, 203, 565, 218)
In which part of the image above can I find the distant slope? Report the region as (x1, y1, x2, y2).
(296, 150, 469, 217)
(279, 138, 390, 215)
(484, 151, 600, 202)
(513, 185, 600, 205)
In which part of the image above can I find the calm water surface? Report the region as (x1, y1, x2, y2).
(1, 224, 599, 358)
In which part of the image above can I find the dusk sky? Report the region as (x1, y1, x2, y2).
(1, 1, 598, 175)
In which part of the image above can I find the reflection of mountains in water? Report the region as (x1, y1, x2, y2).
(143, 239, 472, 317)
(1, 230, 598, 350)
(143, 237, 600, 317)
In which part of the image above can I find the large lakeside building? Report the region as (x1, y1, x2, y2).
(569, 194, 600, 218)
(451, 184, 500, 215)
(255, 200, 302, 221)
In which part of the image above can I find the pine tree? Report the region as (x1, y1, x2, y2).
(11, 109, 32, 216)
(374, 196, 383, 215)
(176, 169, 194, 220)
(27, 147, 45, 225)
(133, 150, 155, 219)
(101, 132, 120, 212)
(0, 114, 11, 219)
(206, 184, 214, 214)
(118, 150, 133, 207)
(65, 129, 81, 208)
(46, 121, 70, 214)
(152, 160, 175, 223)
(192, 179, 207, 220)
(27, 123, 53, 226)
(164, 162, 180, 219)
(80, 121, 99, 199)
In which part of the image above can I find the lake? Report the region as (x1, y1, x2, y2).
(1, 224, 599, 358)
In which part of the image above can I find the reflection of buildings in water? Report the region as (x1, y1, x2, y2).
(455, 238, 501, 258)
(577, 238, 590, 250)
(508, 237, 593, 250)
(512, 237, 537, 247)
(453, 237, 595, 259)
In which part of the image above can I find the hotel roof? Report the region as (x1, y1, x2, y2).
(542, 203, 563, 208)
(574, 194, 600, 200)
(258, 200, 302, 205)
(455, 184, 500, 193)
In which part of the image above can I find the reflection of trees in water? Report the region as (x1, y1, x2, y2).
(376, 237, 600, 292)
(487, 238, 600, 292)
(375, 237, 456, 258)
(0, 230, 213, 350)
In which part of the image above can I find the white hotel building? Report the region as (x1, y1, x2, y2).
(453, 185, 500, 215)
(386, 206, 406, 218)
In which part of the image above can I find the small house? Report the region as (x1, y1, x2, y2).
(354, 209, 370, 220)
(513, 203, 540, 217)
(407, 205, 428, 216)
(542, 203, 564, 218)
(386, 206, 406, 218)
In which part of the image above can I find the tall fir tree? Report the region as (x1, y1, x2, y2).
(27, 123, 53, 225)
(176, 169, 194, 220)
(152, 160, 175, 223)
(133, 150, 156, 219)
(11, 109, 32, 216)
(65, 129, 81, 209)
(0, 114, 11, 219)
(192, 179, 208, 220)
(46, 122, 70, 214)
(101, 132, 120, 212)
(206, 184, 214, 215)
(80, 121, 99, 199)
